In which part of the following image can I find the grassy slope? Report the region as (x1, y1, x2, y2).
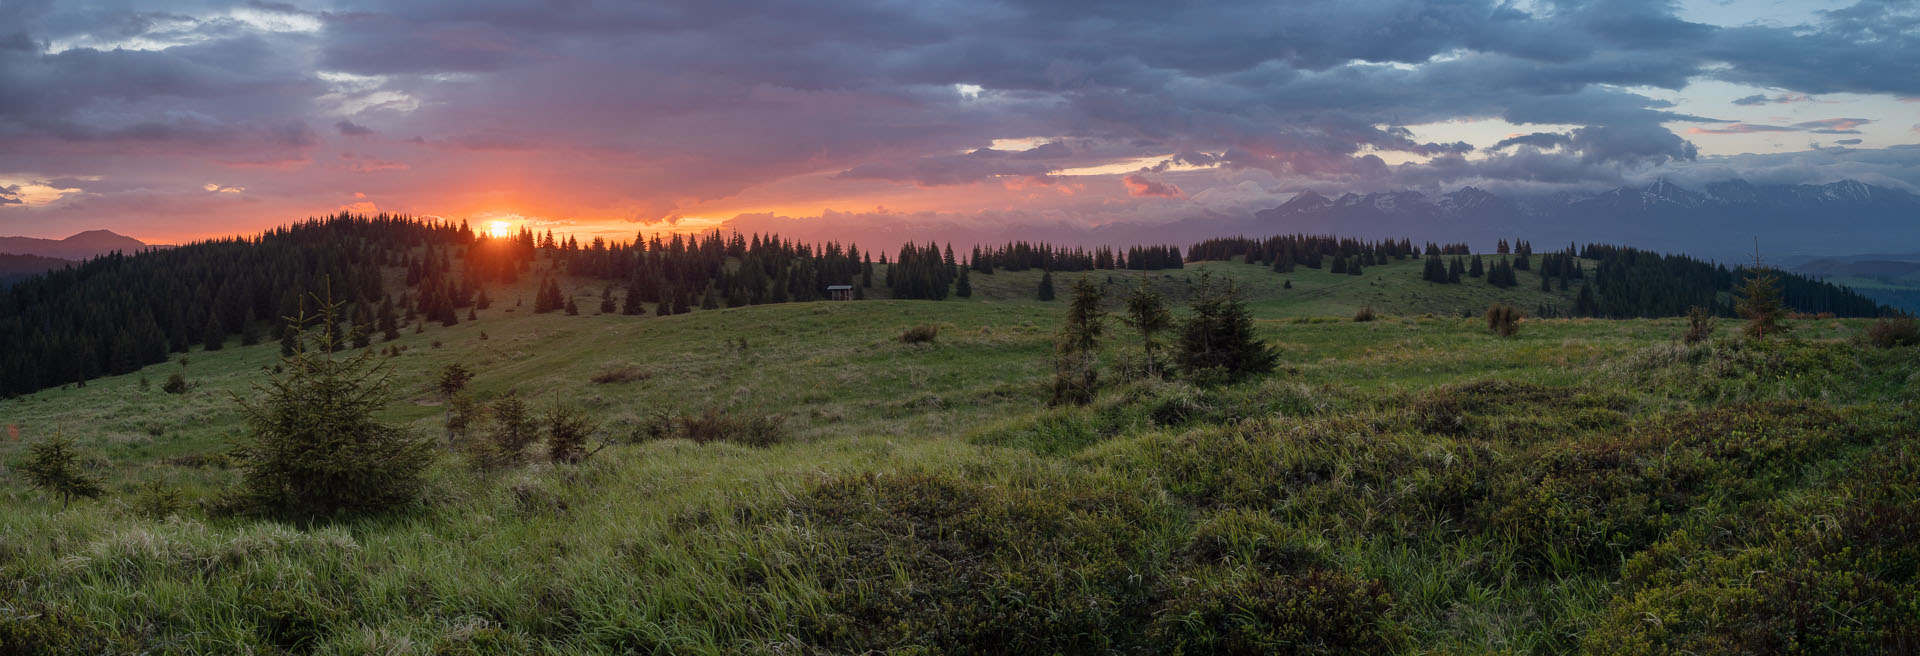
(0, 256, 1912, 654)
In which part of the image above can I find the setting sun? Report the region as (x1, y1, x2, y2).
(486, 220, 514, 238)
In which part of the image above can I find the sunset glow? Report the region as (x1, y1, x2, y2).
(0, 0, 1915, 251)
(486, 221, 514, 239)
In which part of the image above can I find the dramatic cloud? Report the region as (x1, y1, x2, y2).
(1, 0, 1916, 242)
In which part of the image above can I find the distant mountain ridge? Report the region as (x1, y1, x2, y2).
(1254, 179, 1920, 263)
(0, 230, 150, 260)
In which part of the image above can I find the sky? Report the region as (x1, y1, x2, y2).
(1, 0, 1917, 245)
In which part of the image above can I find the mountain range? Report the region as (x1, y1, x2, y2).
(0, 230, 151, 287)
(1250, 179, 1920, 264)
(0, 229, 150, 260)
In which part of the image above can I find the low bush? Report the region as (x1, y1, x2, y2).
(792, 469, 1171, 653)
(1683, 305, 1716, 344)
(161, 371, 189, 394)
(675, 407, 788, 448)
(1865, 315, 1919, 348)
(1587, 437, 1920, 654)
(1151, 568, 1406, 655)
(588, 365, 650, 384)
(1185, 509, 1329, 574)
(543, 401, 600, 464)
(1352, 305, 1377, 322)
(1486, 303, 1522, 337)
(898, 324, 939, 343)
(1495, 401, 1859, 576)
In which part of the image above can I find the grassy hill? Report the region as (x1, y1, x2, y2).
(2, 256, 1916, 654)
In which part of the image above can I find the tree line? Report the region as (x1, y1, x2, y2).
(1186, 235, 1419, 273)
(1572, 244, 1883, 318)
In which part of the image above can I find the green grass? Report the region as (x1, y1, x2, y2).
(2, 257, 1916, 654)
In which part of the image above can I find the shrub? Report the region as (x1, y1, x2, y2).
(161, 371, 188, 394)
(1485, 303, 1522, 337)
(1587, 439, 1920, 655)
(588, 365, 650, 384)
(1352, 305, 1376, 322)
(1185, 509, 1329, 574)
(1495, 401, 1858, 576)
(898, 324, 939, 343)
(1865, 315, 1919, 348)
(1683, 305, 1716, 344)
(544, 401, 600, 464)
(1151, 568, 1406, 655)
(14, 433, 104, 507)
(230, 303, 436, 521)
(131, 481, 185, 519)
(793, 470, 1167, 653)
(675, 407, 787, 448)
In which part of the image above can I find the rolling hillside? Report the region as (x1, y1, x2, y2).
(1, 243, 1916, 654)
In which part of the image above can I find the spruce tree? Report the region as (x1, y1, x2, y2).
(599, 285, 616, 314)
(1470, 255, 1485, 278)
(1122, 280, 1171, 378)
(15, 432, 104, 508)
(1174, 274, 1277, 382)
(622, 285, 645, 315)
(1735, 267, 1789, 340)
(1051, 277, 1105, 405)
(378, 298, 400, 341)
(231, 299, 435, 520)
(955, 267, 973, 298)
(1037, 270, 1056, 301)
(201, 313, 225, 351)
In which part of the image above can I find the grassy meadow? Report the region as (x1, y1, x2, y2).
(3, 257, 1917, 654)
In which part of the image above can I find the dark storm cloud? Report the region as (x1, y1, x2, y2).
(334, 120, 373, 136)
(1705, 1, 1920, 95)
(0, 184, 21, 205)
